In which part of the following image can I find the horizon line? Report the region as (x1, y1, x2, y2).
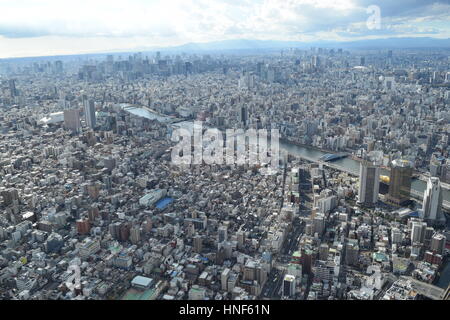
(1, 36, 450, 61)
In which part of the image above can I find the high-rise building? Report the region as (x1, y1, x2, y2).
(130, 225, 141, 244)
(411, 221, 427, 244)
(9, 79, 17, 96)
(237, 230, 245, 249)
(193, 235, 203, 253)
(422, 177, 444, 223)
(283, 274, 296, 297)
(83, 95, 96, 129)
(360, 56, 365, 66)
(119, 223, 131, 242)
(319, 243, 329, 261)
(239, 106, 248, 126)
(64, 109, 81, 133)
(0, 187, 19, 206)
(358, 160, 380, 206)
(387, 159, 413, 206)
(391, 228, 403, 244)
(301, 249, 313, 274)
(218, 226, 227, 243)
(430, 233, 446, 255)
(76, 218, 90, 235)
(313, 214, 325, 236)
(221, 268, 230, 291)
(345, 242, 359, 266)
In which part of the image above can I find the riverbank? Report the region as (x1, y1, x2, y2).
(280, 137, 351, 156)
(123, 107, 450, 205)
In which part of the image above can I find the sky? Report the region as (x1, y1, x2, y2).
(0, 0, 449, 58)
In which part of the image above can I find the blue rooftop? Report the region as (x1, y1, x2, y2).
(155, 197, 174, 210)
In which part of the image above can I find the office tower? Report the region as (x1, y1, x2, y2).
(256, 62, 264, 77)
(239, 106, 248, 126)
(119, 223, 131, 241)
(109, 222, 121, 240)
(9, 79, 17, 96)
(54, 60, 63, 73)
(221, 268, 230, 291)
(64, 109, 81, 133)
(218, 226, 227, 243)
(45, 233, 64, 253)
(313, 214, 325, 236)
(430, 233, 446, 255)
(422, 177, 444, 223)
(312, 55, 320, 68)
(424, 227, 435, 243)
(237, 230, 245, 249)
(302, 249, 313, 274)
(193, 235, 203, 253)
(358, 160, 380, 206)
(384, 76, 395, 90)
(391, 228, 403, 244)
(83, 95, 96, 129)
(130, 225, 141, 244)
(360, 57, 365, 66)
(411, 221, 427, 244)
(243, 261, 256, 281)
(255, 264, 267, 286)
(429, 154, 446, 177)
(76, 218, 90, 235)
(319, 243, 329, 261)
(87, 206, 99, 221)
(0, 188, 19, 206)
(283, 275, 296, 297)
(345, 242, 359, 266)
(387, 159, 413, 206)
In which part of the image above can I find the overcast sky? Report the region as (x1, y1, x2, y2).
(0, 0, 449, 58)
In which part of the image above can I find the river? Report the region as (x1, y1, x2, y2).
(124, 106, 450, 203)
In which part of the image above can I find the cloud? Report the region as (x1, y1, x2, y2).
(0, 0, 449, 57)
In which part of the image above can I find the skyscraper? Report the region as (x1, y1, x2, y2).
(430, 233, 446, 255)
(411, 221, 427, 244)
(387, 159, 413, 206)
(63, 109, 81, 133)
(239, 106, 248, 126)
(358, 160, 380, 206)
(193, 234, 203, 253)
(422, 177, 444, 223)
(9, 79, 17, 97)
(83, 95, 96, 129)
(130, 225, 141, 244)
(218, 226, 228, 243)
(283, 274, 295, 297)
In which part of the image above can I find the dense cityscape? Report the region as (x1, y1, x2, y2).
(0, 45, 449, 301)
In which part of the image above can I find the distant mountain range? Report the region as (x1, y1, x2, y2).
(2, 37, 449, 61)
(154, 37, 450, 52)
